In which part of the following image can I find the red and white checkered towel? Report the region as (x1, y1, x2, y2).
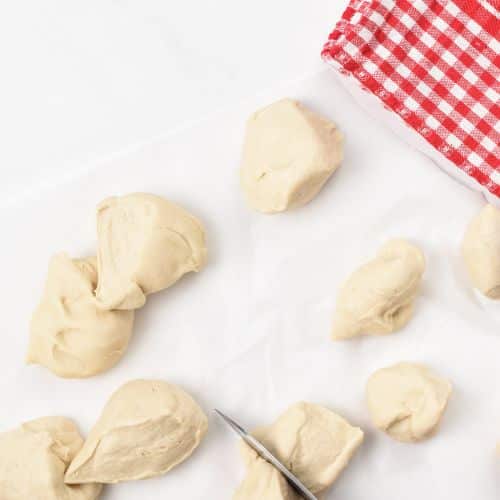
(322, 0, 499, 198)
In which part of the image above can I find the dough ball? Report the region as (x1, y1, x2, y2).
(233, 456, 299, 500)
(0, 416, 102, 500)
(27, 254, 134, 378)
(241, 402, 363, 494)
(366, 362, 452, 442)
(240, 98, 343, 213)
(332, 239, 425, 340)
(65, 379, 208, 484)
(462, 204, 500, 298)
(96, 193, 207, 310)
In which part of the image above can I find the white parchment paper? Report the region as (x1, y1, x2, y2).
(1, 69, 499, 499)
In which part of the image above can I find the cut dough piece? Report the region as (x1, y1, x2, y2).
(240, 402, 363, 494)
(366, 362, 452, 442)
(462, 204, 500, 298)
(332, 239, 425, 340)
(233, 456, 299, 500)
(27, 254, 134, 378)
(240, 98, 343, 213)
(96, 193, 207, 310)
(65, 379, 208, 484)
(0, 416, 102, 500)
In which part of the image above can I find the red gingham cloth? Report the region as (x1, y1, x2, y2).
(322, 0, 500, 197)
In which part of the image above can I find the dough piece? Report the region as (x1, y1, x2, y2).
(65, 379, 208, 484)
(240, 98, 343, 213)
(27, 254, 134, 378)
(241, 402, 363, 494)
(366, 362, 452, 442)
(462, 204, 500, 298)
(233, 456, 299, 500)
(96, 193, 207, 310)
(0, 416, 102, 500)
(332, 239, 425, 340)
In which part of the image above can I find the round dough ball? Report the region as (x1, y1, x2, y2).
(0, 416, 102, 500)
(65, 379, 208, 484)
(241, 402, 363, 494)
(332, 240, 425, 340)
(240, 98, 343, 213)
(366, 362, 452, 442)
(233, 456, 299, 500)
(96, 193, 207, 310)
(462, 204, 500, 298)
(27, 254, 134, 378)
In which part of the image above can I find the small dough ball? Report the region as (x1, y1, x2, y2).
(241, 402, 363, 494)
(240, 98, 343, 213)
(332, 239, 425, 340)
(65, 379, 208, 484)
(233, 456, 299, 500)
(366, 362, 452, 442)
(462, 204, 500, 298)
(0, 416, 102, 500)
(96, 193, 207, 310)
(27, 254, 134, 378)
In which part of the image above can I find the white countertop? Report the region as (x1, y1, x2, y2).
(1, 1, 345, 204)
(2, 4, 499, 499)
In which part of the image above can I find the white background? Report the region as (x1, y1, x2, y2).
(1, 0, 344, 204)
(1, 2, 499, 500)
(1, 68, 499, 498)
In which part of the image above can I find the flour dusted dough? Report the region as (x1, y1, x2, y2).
(462, 204, 500, 298)
(332, 239, 425, 340)
(366, 363, 452, 442)
(0, 417, 101, 500)
(27, 254, 134, 378)
(240, 98, 343, 213)
(96, 193, 207, 310)
(233, 456, 298, 500)
(65, 379, 208, 484)
(240, 402, 363, 495)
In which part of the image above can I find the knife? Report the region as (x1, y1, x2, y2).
(214, 409, 318, 500)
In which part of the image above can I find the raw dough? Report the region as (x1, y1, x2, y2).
(65, 379, 208, 484)
(0, 416, 101, 500)
(462, 204, 500, 298)
(332, 239, 425, 340)
(366, 362, 452, 442)
(240, 402, 363, 494)
(240, 98, 343, 213)
(27, 254, 134, 378)
(233, 456, 298, 500)
(96, 193, 207, 310)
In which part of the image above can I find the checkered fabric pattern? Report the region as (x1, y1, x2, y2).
(322, 0, 499, 197)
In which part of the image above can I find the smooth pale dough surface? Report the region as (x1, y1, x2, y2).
(332, 239, 425, 340)
(65, 379, 208, 484)
(366, 363, 452, 442)
(96, 193, 207, 310)
(240, 402, 363, 495)
(27, 254, 134, 378)
(240, 98, 343, 213)
(462, 204, 500, 299)
(0, 417, 101, 500)
(233, 456, 299, 500)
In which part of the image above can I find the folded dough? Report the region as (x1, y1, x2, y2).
(27, 254, 134, 378)
(462, 204, 500, 298)
(65, 379, 208, 484)
(332, 239, 425, 340)
(240, 402, 363, 495)
(96, 193, 207, 310)
(233, 456, 299, 500)
(366, 362, 452, 442)
(240, 98, 343, 213)
(0, 417, 102, 500)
